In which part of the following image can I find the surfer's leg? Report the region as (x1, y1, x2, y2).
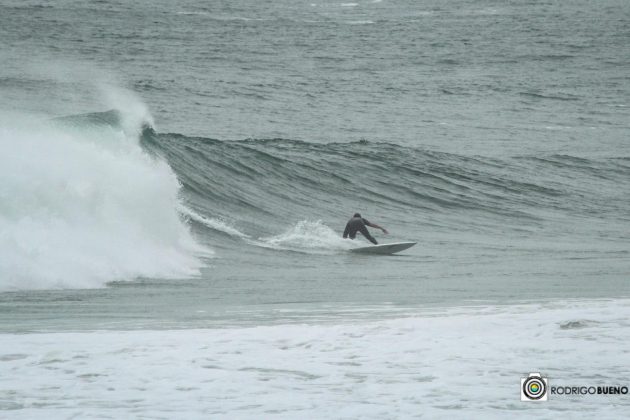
(359, 226, 377, 245)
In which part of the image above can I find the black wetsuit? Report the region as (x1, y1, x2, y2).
(343, 217, 377, 245)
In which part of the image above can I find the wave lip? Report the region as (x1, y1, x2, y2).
(0, 114, 207, 291)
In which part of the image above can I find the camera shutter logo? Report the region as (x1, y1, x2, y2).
(521, 372, 548, 401)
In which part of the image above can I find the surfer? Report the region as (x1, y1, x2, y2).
(343, 213, 388, 245)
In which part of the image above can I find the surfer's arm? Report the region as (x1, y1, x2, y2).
(365, 221, 388, 234)
(342, 224, 350, 238)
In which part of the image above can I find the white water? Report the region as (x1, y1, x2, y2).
(257, 220, 355, 253)
(179, 205, 250, 239)
(1, 299, 629, 419)
(0, 112, 205, 290)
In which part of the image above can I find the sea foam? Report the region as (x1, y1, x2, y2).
(1, 299, 629, 418)
(0, 111, 206, 291)
(256, 220, 355, 253)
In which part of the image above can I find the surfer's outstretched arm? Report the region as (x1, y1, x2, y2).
(365, 221, 388, 234)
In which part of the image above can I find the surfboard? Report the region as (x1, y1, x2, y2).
(349, 242, 416, 255)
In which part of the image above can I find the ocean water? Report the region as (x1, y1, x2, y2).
(1, 0, 629, 418)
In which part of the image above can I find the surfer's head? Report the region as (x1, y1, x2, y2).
(353, 213, 361, 218)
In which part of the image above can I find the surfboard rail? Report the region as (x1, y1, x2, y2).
(349, 242, 416, 255)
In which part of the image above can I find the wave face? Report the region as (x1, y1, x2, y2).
(3, 108, 628, 291)
(143, 129, 629, 248)
(0, 111, 205, 291)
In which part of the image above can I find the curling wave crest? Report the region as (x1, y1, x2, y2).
(0, 114, 207, 291)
